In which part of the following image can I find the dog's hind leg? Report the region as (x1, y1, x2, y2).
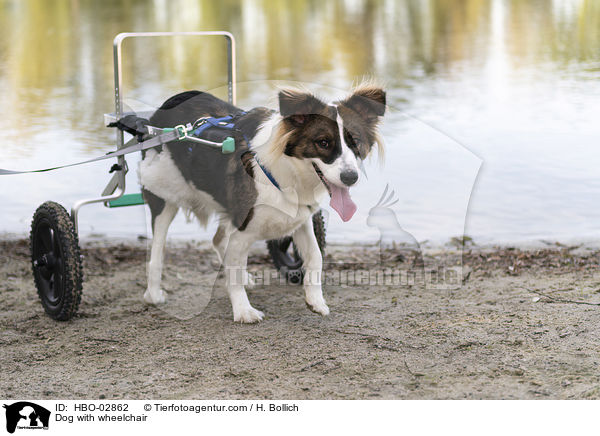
(142, 189, 178, 305)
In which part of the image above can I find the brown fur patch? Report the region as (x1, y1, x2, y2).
(240, 151, 255, 178)
(277, 90, 343, 163)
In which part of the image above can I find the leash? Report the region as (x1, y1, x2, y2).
(0, 119, 233, 176)
(0, 128, 181, 175)
(0, 113, 283, 191)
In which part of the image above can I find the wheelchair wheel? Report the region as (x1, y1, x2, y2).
(30, 201, 83, 321)
(267, 211, 326, 284)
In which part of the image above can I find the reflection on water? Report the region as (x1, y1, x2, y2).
(0, 0, 599, 244)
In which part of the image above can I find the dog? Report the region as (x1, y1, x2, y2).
(138, 83, 386, 323)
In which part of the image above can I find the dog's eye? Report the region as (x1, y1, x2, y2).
(316, 139, 330, 149)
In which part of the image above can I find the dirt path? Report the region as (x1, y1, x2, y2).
(1, 239, 600, 399)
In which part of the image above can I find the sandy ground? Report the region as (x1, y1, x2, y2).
(1, 238, 600, 400)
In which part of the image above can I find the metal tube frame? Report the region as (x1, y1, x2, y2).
(71, 31, 236, 233)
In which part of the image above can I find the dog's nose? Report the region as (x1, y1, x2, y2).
(340, 169, 358, 186)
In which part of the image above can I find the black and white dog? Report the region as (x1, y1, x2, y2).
(139, 83, 386, 322)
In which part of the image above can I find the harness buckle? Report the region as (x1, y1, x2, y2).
(193, 117, 209, 129)
(174, 124, 187, 140)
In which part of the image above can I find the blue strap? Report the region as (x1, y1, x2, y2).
(256, 158, 281, 190)
(192, 116, 236, 137)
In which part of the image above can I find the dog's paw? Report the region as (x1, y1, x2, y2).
(144, 288, 167, 305)
(306, 298, 330, 316)
(233, 306, 264, 323)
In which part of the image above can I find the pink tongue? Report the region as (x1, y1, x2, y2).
(329, 184, 357, 222)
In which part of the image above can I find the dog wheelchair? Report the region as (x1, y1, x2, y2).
(29, 32, 325, 321)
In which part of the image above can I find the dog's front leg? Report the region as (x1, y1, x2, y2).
(293, 219, 330, 316)
(223, 232, 264, 323)
(213, 224, 255, 288)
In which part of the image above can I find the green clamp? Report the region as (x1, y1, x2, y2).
(163, 124, 187, 140)
(221, 137, 235, 154)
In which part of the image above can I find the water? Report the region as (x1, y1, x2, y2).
(1, 0, 599, 246)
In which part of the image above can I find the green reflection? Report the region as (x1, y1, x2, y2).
(0, 0, 598, 154)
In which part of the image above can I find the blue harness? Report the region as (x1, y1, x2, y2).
(189, 114, 281, 190)
(191, 115, 239, 137)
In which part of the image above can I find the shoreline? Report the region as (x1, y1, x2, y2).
(4, 231, 600, 251)
(2, 238, 599, 399)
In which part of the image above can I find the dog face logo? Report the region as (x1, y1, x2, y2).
(3, 402, 50, 433)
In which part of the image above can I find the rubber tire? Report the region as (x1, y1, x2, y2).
(267, 211, 326, 285)
(30, 201, 83, 321)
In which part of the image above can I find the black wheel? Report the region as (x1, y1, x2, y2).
(267, 211, 326, 284)
(30, 201, 82, 321)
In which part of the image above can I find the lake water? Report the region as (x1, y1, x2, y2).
(1, 0, 599, 246)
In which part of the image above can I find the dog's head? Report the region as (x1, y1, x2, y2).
(277, 83, 386, 221)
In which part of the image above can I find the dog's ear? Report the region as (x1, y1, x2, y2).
(279, 89, 326, 126)
(342, 85, 386, 122)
